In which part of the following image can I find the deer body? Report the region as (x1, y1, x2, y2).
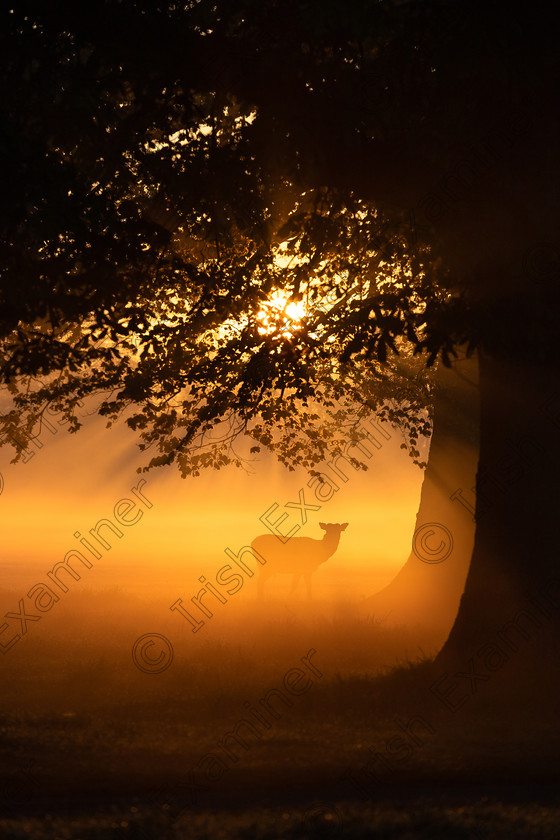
(253, 522, 348, 599)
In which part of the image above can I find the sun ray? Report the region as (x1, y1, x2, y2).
(256, 290, 306, 338)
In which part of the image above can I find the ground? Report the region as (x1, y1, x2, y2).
(1, 590, 559, 838)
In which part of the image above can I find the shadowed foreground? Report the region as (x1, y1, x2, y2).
(2, 797, 560, 839)
(1, 590, 559, 838)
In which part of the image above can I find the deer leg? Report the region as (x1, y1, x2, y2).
(290, 573, 301, 595)
(304, 572, 312, 600)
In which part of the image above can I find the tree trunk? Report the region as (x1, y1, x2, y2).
(435, 350, 560, 696)
(363, 353, 479, 648)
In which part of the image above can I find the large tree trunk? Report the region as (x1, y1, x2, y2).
(363, 353, 479, 648)
(435, 351, 560, 697)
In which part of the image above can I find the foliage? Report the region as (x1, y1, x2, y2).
(2, 0, 553, 473)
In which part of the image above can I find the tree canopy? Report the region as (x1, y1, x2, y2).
(1, 0, 558, 474)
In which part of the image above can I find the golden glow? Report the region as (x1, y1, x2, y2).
(256, 290, 306, 337)
(0, 411, 423, 604)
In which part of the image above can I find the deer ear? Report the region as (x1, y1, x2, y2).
(319, 522, 327, 530)
(341, 523, 348, 530)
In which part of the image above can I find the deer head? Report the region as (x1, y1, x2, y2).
(319, 522, 349, 533)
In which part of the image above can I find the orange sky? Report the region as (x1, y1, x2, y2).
(0, 403, 425, 605)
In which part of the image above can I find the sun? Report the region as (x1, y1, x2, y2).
(256, 290, 306, 337)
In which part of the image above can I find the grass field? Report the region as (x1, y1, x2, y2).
(1, 588, 559, 838)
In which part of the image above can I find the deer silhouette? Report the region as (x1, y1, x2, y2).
(253, 522, 348, 600)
